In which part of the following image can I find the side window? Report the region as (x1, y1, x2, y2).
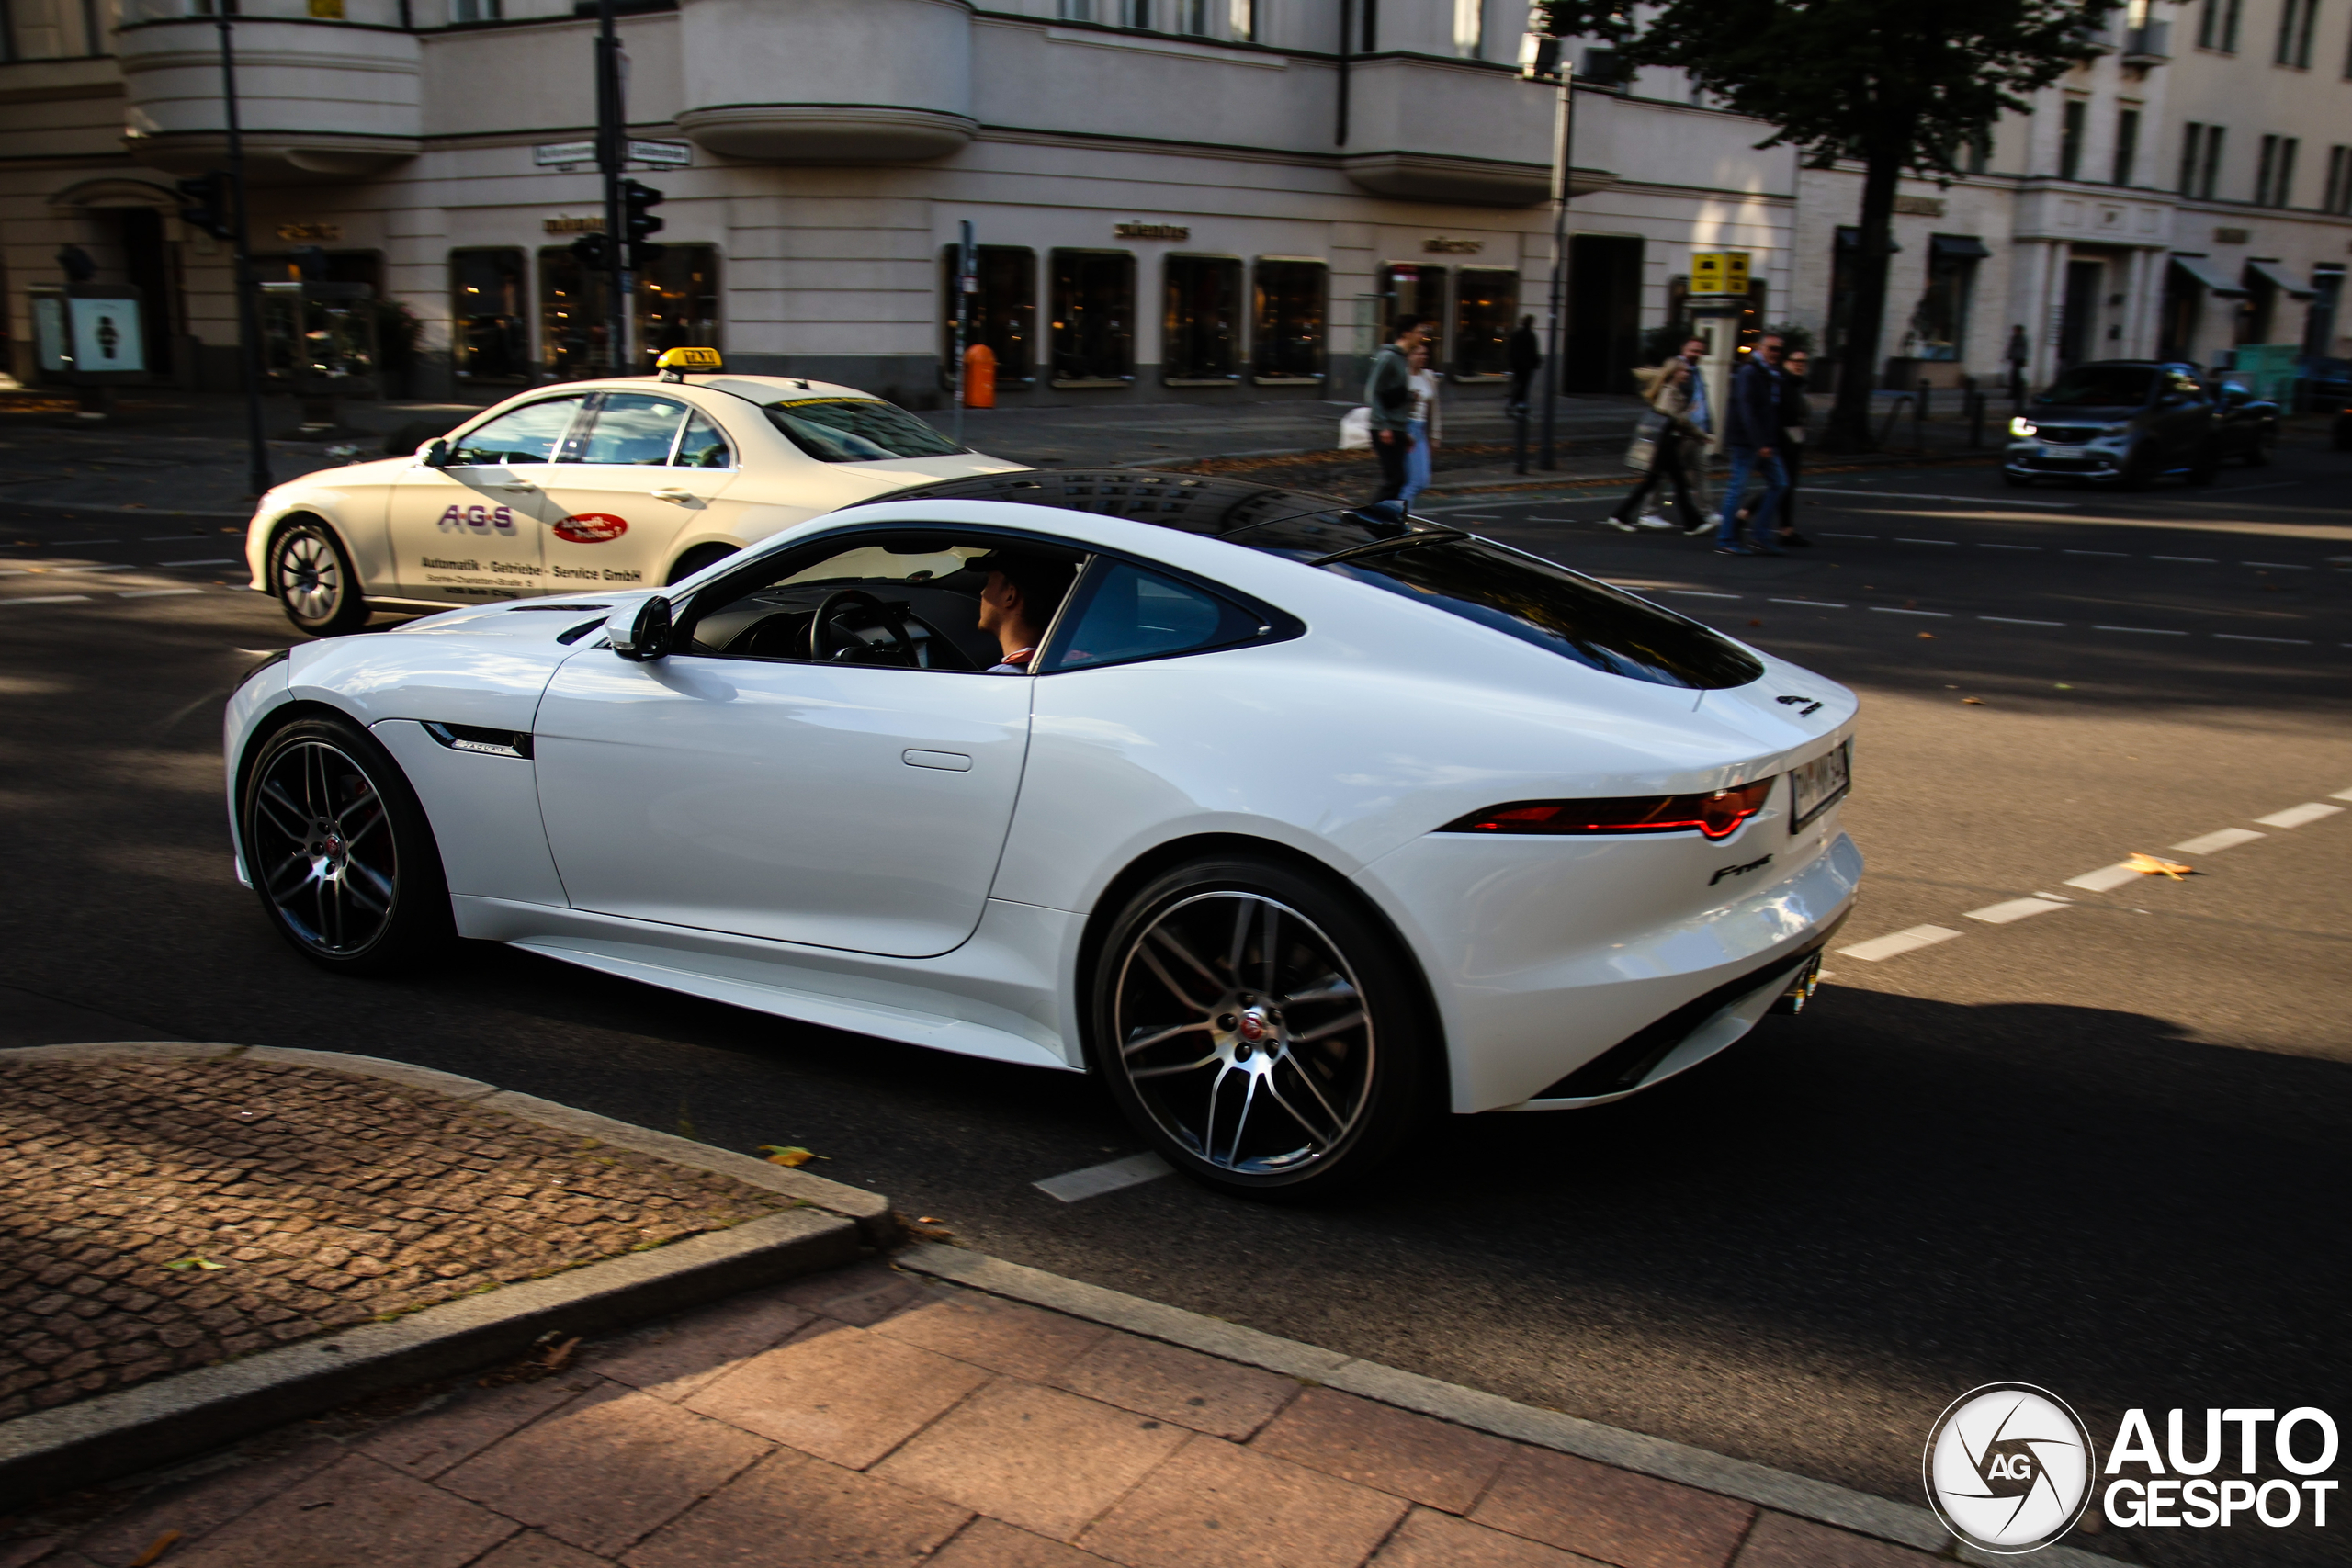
(447, 397, 584, 466)
(673, 412, 732, 468)
(562, 393, 690, 465)
(1041, 560, 1265, 672)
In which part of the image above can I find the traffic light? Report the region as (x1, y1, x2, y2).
(620, 180, 665, 270)
(175, 173, 232, 241)
(570, 231, 613, 272)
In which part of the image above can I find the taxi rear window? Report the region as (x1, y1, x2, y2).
(762, 398, 967, 462)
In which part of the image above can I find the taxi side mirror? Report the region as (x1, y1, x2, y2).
(610, 595, 673, 661)
(418, 438, 450, 468)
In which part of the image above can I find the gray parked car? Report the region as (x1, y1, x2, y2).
(2005, 360, 2223, 490)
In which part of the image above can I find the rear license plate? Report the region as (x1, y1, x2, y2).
(1790, 739, 1850, 829)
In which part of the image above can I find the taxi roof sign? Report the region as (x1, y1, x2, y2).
(655, 345, 723, 380)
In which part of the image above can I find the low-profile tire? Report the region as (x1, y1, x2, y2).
(668, 542, 740, 586)
(268, 518, 369, 637)
(1086, 854, 1437, 1201)
(240, 715, 450, 975)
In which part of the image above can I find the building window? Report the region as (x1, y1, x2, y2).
(2058, 99, 2086, 180)
(2179, 121, 2203, 192)
(1172, 0, 1206, 34)
(1162, 255, 1242, 382)
(1120, 0, 1151, 25)
(1966, 132, 1991, 175)
(2304, 266, 2343, 355)
(1057, 0, 1094, 20)
(636, 244, 718, 373)
(2180, 123, 2226, 198)
(1451, 268, 1518, 378)
(1252, 258, 1327, 381)
(1228, 0, 1254, 40)
(2254, 134, 2299, 204)
(1910, 236, 1987, 361)
(450, 248, 528, 381)
(1453, 0, 1482, 57)
(450, 0, 501, 21)
(538, 248, 612, 379)
(1050, 250, 1135, 384)
(2324, 145, 2352, 213)
(2112, 107, 2140, 186)
(1378, 263, 1446, 356)
(2199, 0, 2243, 48)
(943, 244, 1035, 386)
(2275, 0, 2317, 64)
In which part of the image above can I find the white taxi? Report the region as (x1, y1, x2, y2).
(243, 348, 1026, 634)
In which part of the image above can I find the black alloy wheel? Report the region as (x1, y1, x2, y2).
(241, 716, 448, 974)
(269, 519, 370, 637)
(1089, 855, 1435, 1200)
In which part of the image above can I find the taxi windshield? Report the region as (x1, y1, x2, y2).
(761, 397, 967, 462)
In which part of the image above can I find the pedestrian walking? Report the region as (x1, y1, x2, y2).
(1401, 339, 1442, 509)
(1606, 339, 1710, 532)
(1364, 315, 1425, 504)
(1506, 315, 1543, 415)
(1774, 346, 1813, 547)
(1715, 333, 1790, 556)
(2005, 323, 2030, 404)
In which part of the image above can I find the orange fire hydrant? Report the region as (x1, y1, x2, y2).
(963, 343, 996, 409)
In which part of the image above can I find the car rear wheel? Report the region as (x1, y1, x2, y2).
(268, 519, 369, 637)
(240, 716, 448, 974)
(1088, 855, 1435, 1200)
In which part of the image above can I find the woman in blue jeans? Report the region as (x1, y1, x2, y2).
(1400, 341, 1441, 510)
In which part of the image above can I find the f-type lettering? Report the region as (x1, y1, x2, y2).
(1709, 853, 1773, 886)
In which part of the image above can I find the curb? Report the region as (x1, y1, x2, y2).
(895, 1245, 2122, 1568)
(0, 1043, 898, 1510)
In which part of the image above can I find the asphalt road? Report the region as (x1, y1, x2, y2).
(4, 437, 2347, 1566)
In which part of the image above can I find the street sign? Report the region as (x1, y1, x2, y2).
(627, 139, 692, 166)
(540, 138, 689, 168)
(534, 140, 596, 166)
(1690, 252, 1750, 296)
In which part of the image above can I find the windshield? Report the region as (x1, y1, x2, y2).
(762, 397, 967, 462)
(2039, 367, 2157, 407)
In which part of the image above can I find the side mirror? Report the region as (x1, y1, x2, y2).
(610, 595, 673, 661)
(418, 438, 450, 468)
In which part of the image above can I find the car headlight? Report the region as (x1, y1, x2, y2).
(2009, 416, 2037, 438)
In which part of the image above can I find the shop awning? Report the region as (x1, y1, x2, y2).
(2244, 258, 2317, 299)
(2168, 254, 2247, 297)
(1928, 234, 1992, 258)
(1835, 226, 1903, 254)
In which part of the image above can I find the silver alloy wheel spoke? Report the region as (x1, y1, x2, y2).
(250, 739, 396, 956)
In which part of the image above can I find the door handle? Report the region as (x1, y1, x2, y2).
(903, 750, 972, 772)
(496, 482, 535, 491)
(650, 487, 697, 503)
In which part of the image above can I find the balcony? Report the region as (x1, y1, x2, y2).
(2121, 21, 2171, 66)
(117, 15, 420, 183)
(676, 0, 975, 163)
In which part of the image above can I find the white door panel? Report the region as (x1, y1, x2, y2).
(539, 394, 738, 592)
(534, 651, 1032, 958)
(390, 394, 588, 602)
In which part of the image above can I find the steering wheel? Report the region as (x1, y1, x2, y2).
(807, 589, 919, 665)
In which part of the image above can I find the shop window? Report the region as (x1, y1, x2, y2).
(1050, 250, 1135, 385)
(537, 247, 612, 379)
(1451, 267, 1518, 377)
(942, 244, 1036, 386)
(450, 248, 528, 382)
(1163, 255, 1242, 383)
(636, 244, 718, 372)
(1252, 258, 1327, 382)
(1378, 262, 1445, 355)
(1909, 236, 1986, 362)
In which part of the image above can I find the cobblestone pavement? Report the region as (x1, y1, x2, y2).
(2, 1259, 1944, 1568)
(0, 1056, 790, 1421)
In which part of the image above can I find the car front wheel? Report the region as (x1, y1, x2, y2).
(268, 518, 369, 636)
(1088, 855, 1435, 1200)
(241, 716, 449, 974)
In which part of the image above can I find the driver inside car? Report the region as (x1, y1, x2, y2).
(968, 551, 1077, 673)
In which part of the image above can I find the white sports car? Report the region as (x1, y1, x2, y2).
(224, 472, 1862, 1197)
(241, 355, 1023, 636)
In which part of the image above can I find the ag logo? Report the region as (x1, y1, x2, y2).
(552, 513, 628, 544)
(1924, 1383, 2096, 1553)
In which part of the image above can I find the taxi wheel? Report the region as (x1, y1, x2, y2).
(269, 518, 370, 637)
(668, 543, 739, 586)
(1087, 854, 1436, 1201)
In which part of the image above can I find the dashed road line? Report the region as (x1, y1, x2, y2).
(1770, 598, 1847, 608)
(1804, 487, 2077, 510)
(1896, 537, 1958, 546)
(2152, 555, 2217, 563)
(1034, 1152, 1173, 1203)
(117, 587, 205, 599)
(1668, 590, 1741, 600)
(2064, 549, 2130, 558)
(0, 595, 92, 606)
(1965, 897, 2073, 925)
(2170, 828, 2266, 854)
(1839, 925, 1962, 962)
(2214, 633, 2311, 645)
(2242, 561, 2310, 570)
(1979, 543, 2041, 551)
(2254, 802, 2344, 829)
(1980, 615, 2065, 626)
(2064, 863, 2145, 892)
(1871, 607, 1950, 617)
(2094, 625, 2188, 636)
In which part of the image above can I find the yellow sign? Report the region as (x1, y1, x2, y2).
(655, 346, 723, 375)
(1690, 252, 1751, 296)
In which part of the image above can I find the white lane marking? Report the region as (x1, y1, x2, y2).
(2241, 561, 2310, 570)
(1771, 598, 1847, 608)
(2213, 633, 2311, 645)
(1979, 543, 2042, 551)
(0, 595, 94, 606)
(1838, 925, 1962, 962)
(117, 587, 205, 599)
(160, 558, 239, 567)
(2170, 828, 2266, 854)
(2152, 555, 2218, 563)
(2064, 549, 2130, 557)
(2333, 787, 2352, 802)
(2254, 802, 2344, 829)
(1966, 897, 2073, 925)
(1668, 591, 1741, 600)
(1981, 615, 2064, 626)
(2064, 863, 2145, 892)
(1819, 532, 1878, 539)
(1035, 1152, 1173, 1203)
(1897, 537, 1959, 546)
(1804, 488, 2077, 510)
(1871, 606, 1951, 617)
(58, 563, 136, 572)
(2093, 625, 2187, 636)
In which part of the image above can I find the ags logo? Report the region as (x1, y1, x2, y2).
(437, 504, 515, 534)
(552, 513, 628, 544)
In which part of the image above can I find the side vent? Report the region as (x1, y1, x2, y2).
(422, 721, 533, 759)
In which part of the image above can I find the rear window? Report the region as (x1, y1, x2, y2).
(1322, 537, 1763, 689)
(762, 397, 967, 462)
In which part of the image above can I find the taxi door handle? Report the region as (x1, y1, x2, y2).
(496, 481, 535, 491)
(650, 487, 696, 503)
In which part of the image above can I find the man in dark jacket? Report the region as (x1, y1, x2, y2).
(1364, 315, 1426, 503)
(1506, 316, 1543, 414)
(1714, 334, 1789, 555)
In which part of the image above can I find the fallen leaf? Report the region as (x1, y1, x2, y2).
(1917, 631, 1936, 639)
(129, 1530, 182, 1568)
(1747, 618, 1763, 626)
(758, 1145, 826, 1168)
(1962, 696, 1985, 705)
(2125, 852, 2193, 880)
(918, 1216, 943, 1225)
(537, 1335, 581, 1373)
(163, 1258, 225, 1271)
(2054, 682, 2074, 690)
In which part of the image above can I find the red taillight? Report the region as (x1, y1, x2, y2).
(1442, 779, 1774, 840)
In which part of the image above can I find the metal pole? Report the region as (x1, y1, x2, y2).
(217, 12, 270, 495)
(595, 0, 628, 374)
(952, 219, 973, 446)
(1538, 64, 1572, 471)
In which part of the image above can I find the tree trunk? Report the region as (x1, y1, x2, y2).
(1820, 149, 1904, 452)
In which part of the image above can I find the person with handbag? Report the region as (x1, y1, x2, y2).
(1606, 339, 1709, 532)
